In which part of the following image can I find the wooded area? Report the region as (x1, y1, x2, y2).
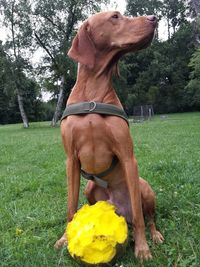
(0, 0, 199, 127)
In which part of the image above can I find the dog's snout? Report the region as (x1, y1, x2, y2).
(146, 15, 157, 22)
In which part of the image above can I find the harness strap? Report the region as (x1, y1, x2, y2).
(61, 101, 125, 188)
(61, 101, 129, 125)
(81, 156, 118, 188)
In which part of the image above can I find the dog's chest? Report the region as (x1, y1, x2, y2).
(108, 188, 132, 224)
(70, 115, 114, 173)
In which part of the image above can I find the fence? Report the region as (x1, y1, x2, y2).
(132, 105, 154, 122)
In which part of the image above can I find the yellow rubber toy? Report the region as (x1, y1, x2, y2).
(66, 201, 128, 265)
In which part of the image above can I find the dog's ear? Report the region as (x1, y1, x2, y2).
(68, 21, 96, 69)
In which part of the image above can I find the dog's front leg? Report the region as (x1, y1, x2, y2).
(66, 156, 81, 222)
(122, 157, 152, 261)
(55, 156, 80, 249)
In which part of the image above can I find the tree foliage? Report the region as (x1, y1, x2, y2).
(0, 0, 200, 125)
(32, 0, 110, 126)
(0, 0, 33, 127)
(184, 48, 200, 109)
(0, 41, 44, 124)
(115, 0, 200, 114)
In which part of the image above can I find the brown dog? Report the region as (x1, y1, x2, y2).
(55, 11, 164, 261)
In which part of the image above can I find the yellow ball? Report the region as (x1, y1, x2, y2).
(66, 201, 128, 265)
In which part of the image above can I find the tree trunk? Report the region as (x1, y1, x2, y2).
(51, 76, 65, 126)
(17, 91, 29, 128)
(167, 18, 170, 39)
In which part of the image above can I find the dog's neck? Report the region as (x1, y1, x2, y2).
(67, 63, 122, 107)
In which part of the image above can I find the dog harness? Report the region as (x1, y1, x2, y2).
(80, 156, 118, 188)
(61, 101, 129, 188)
(61, 101, 129, 124)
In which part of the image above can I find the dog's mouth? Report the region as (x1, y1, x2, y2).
(121, 21, 156, 51)
(121, 34, 154, 52)
(138, 35, 155, 50)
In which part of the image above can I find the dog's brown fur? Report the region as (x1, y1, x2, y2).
(55, 11, 164, 261)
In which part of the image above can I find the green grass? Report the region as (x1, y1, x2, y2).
(0, 113, 200, 267)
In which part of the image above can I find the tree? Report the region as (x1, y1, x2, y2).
(189, 48, 200, 81)
(126, 0, 162, 17)
(184, 48, 200, 110)
(0, 0, 33, 128)
(120, 0, 198, 114)
(0, 41, 43, 124)
(189, 0, 200, 17)
(0, 41, 13, 123)
(162, 0, 188, 39)
(33, 0, 110, 126)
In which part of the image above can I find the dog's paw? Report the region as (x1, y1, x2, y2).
(134, 243, 152, 262)
(54, 233, 67, 249)
(152, 230, 164, 244)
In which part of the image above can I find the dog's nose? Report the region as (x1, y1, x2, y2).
(146, 15, 157, 22)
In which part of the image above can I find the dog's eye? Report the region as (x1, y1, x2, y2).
(112, 14, 119, 19)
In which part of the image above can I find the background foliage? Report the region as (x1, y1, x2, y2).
(0, 0, 199, 125)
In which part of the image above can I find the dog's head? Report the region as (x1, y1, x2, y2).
(68, 11, 157, 71)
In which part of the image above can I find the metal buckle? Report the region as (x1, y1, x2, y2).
(89, 101, 96, 112)
(84, 101, 97, 112)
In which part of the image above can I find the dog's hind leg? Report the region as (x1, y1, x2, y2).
(84, 181, 109, 205)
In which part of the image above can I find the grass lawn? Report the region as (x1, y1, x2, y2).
(0, 112, 200, 267)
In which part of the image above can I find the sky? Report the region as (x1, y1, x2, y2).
(105, 0, 127, 13)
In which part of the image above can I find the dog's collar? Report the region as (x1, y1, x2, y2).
(61, 101, 129, 125)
